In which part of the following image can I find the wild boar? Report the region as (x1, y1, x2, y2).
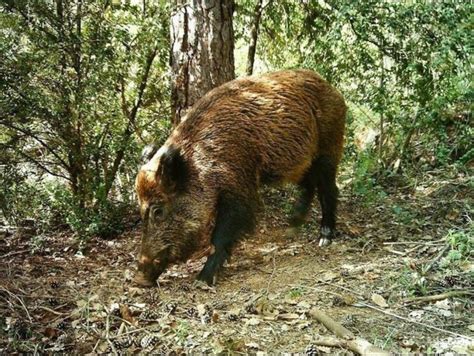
(134, 69, 346, 286)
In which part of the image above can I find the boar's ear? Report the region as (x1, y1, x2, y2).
(157, 145, 187, 194)
(141, 144, 158, 164)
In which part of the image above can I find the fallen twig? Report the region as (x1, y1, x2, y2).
(265, 252, 277, 292)
(424, 244, 450, 273)
(354, 302, 474, 341)
(35, 305, 69, 316)
(309, 308, 391, 356)
(383, 240, 444, 246)
(316, 281, 365, 297)
(313, 336, 348, 348)
(289, 284, 345, 299)
(105, 312, 118, 355)
(0, 250, 30, 259)
(92, 339, 101, 353)
(0, 286, 32, 322)
(403, 290, 474, 305)
(383, 247, 406, 256)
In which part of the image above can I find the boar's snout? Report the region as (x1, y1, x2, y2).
(134, 253, 167, 287)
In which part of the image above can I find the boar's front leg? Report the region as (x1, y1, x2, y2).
(197, 191, 256, 285)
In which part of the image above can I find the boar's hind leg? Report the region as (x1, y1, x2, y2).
(289, 166, 317, 228)
(314, 155, 339, 247)
(197, 191, 256, 285)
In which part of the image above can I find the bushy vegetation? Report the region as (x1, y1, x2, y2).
(1, 0, 171, 237)
(1, 0, 472, 240)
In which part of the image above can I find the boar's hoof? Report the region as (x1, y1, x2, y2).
(193, 279, 216, 290)
(318, 237, 332, 247)
(196, 270, 218, 286)
(318, 226, 334, 247)
(133, 273, 156, 287)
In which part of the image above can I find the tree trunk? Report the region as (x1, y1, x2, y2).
(246, 0, 265, 76)
(170, 0, 235, 126)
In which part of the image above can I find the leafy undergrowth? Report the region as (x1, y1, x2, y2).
(1, 168, 473, 354)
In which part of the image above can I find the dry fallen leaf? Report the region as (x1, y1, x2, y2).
(318, 271, 338, 282)
(212, 310, 219, 323)
(247, 317, 261, 326)
(434, 299, 451, 310)
(119, 304, 137, 326)
(245, 342, 260, 349)
(296, 301, 311, 309)
(371, 293, 388, 308)
(43, 327, 59, 338)
(408, 310, 425, 321)
(197, 304, 207, 316)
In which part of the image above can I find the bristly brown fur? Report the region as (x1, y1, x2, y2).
(135, 69, 346, 284)
(172, 69, 345, 200)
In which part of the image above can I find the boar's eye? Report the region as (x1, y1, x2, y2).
(150, 205, 165, 221)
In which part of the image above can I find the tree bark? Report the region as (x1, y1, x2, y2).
(170, 0, 235, 126)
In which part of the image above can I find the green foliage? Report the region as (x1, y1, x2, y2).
(47, 183, 132, 241)
(0, 166, 55, 232)
(442, 225, 473, 268)
(288, 287, 305, 299)
(394, 267, 428, 297)
(0, 0, 170, 239)
(393, 224, 472, 297)
(351, 151, 378, 196)
(238, 0, 472, 184)
(1, 0, 472, 240)
(174, 320, 190, 343)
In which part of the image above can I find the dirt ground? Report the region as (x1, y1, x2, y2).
(1, 171, 473, 354)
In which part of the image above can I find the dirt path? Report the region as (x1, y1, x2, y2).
(1, 180, 473, 354)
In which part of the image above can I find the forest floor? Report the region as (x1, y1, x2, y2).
(1, 166, 473, 354)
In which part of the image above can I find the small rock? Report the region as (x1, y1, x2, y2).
(371, 293, 388, 308)
(247, 317, 261, 326)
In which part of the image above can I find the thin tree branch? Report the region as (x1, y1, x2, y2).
(403, 290, 474, 305)
(355, 302, 473, 341)
(347, 17, 393, 58)
(103, 45, 159, 198)
(246, 0, 267, 76)
(14, 150, 72, 182)
(0, 121, 71, 171)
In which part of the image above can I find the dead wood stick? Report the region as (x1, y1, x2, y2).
(92, 339, 101, 353)
(383, 247, 406, 256)
(313, 336, 349, 348)
(106, 313, 118, 355)
(355, 302, 473, 341)
(0, 286, 32, 322)
(309, 308, 391, 356)
(0, 249, 30, 259)
(424, 244, 450, 273)
(403, 290, 474, 305)
(35, 305, 68, 315)
(315, 281, 365, 297)
(383, 241, 443, 246)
